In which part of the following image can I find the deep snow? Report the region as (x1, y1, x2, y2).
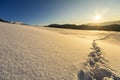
(40, 27, 120, 80)
(0, 22, 91, 80)
(0, 22, 120, 80)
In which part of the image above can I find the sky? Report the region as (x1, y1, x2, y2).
(0, 0, 120, 25)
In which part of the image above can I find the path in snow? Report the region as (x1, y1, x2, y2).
(1, 22, 120, 80)
(78, 34, 120, 80)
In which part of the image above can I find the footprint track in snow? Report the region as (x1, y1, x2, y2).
(78, 34, 120, 80)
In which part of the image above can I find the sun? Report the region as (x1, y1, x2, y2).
(94, 15, 101, 22)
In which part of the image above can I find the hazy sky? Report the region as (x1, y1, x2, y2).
(0, 0, 120, 25)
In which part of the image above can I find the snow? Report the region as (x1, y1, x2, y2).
(0, 22, 120, 80)
(0, 22, 92, 80)
(40, 27, 120, 80)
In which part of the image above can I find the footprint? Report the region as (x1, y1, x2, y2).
(78, 34, 120, 80)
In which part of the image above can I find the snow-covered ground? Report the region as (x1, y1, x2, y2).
(40, 27, 120, 80)
(0, 22, 92, 80)
(0, 22, 120, 80)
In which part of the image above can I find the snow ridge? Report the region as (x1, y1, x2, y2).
(78, 34, 120, 80)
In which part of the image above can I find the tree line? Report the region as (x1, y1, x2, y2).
(45, 24, 120, 31)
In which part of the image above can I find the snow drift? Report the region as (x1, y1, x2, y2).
(40, 27, 120, 80)
(0, 22, 120, 80)
(0, 22, 91, 80)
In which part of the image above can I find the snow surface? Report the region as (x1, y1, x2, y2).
(0, 22, 92, 80)
(0, 22, 120, 80)
(40, 27, 120, 80)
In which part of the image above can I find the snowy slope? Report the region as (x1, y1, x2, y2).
(98, 34, 120, 74)
(0, 22, 92, 80)
(1, 22, 120, 80)
(40, 27, 120, 80)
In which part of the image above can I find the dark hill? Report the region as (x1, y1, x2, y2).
(45, 24, 120, 32)
(0, 19, 9, 23)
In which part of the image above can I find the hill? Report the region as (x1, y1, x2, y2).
(0, 18, 9, 23)
(0, 21, 120, 80)
(46, 22, 120, 31)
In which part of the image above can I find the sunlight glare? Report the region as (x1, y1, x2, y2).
(94, 15, 101, 22)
